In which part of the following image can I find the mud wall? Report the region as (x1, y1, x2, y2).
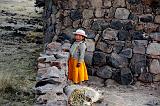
(42, 0, 160, 84)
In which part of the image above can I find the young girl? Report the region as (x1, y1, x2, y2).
(68, 29, 88, 84)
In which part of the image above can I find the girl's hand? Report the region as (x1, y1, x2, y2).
(76, 63, 81, 67)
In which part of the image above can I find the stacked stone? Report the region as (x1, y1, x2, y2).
(35, 42, 70, 105)
(43, 0, 160, 84)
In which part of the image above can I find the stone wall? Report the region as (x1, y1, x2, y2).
(42, 0, 160, 84)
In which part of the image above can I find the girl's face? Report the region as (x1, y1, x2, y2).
(75, 34, 84, 42)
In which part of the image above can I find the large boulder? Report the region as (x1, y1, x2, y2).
(96, 65, 113, 79)
(106, 53, 128, 68)
(149, 59, 160, 74)
(115, 8, 130, 19)
(102, 28, 118, 40)
(149, 33, 160, 42)
(147, 43, 160, 56)
(92, 51, 106, 66)
(96, 41, 113, 53)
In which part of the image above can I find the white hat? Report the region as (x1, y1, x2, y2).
(73, 29, 87, 38)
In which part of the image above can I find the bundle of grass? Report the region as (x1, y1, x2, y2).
(0, 71, 14, 93)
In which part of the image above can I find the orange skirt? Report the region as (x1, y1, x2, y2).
(68, 56, 88, 84)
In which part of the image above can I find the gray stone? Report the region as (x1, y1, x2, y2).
(120, 68, 133, 85)
(61, 28, 75, 42)
(93, 51, 106, 66)
(63, 16, 72, 27)
(119, 48, 133, 58)
(96, 41, 113, 53)
(113, 41, 125, 53)
(82, 19, 92, 29)
(82, 9, 94, 19)
(153, 74, 160, 82)
(91, 0, 102, 8)
(133, 45, 146, 54)
(61, 42, 71, 51)
(131, 54, 147, 75)
(47, 42, 62, 51)
(111, 20, 123, 30)
(150, 33, 160, 42)
(84, 52, 93, 66)
(107, 53, 128, 68)
(102, 28, 118, 40)
(68, 0, 78, 9)
(38, 55, 56, 63)
(139, 14, 154, 23)
(70, 10, 82, 21)
(95, 8, 105, 18)
(85, 30, 96, 39)
(91, 20, 109, 31)
(138, 72, 153, 83)
(113, 0, 126, 7)
(154, 15, 160, 24)
(117, 30, 130, 41)
(132, 40, 147, 54)
(115, 8, 130, 19)
(72, 19, 81, 28)
(104, 79, 119, 87)
(86, 39, 95, 52)
(87, 66, 97, 76)
(103, 0, 112, 8)
(96, 65, 113, 79)
(127, 0, 140, 4)
(149, 59, 160, 74)
(147, 43, 160, 56)
(144, 23, 158, 33)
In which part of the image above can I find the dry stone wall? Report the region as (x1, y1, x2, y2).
(42, 0, 160, 84)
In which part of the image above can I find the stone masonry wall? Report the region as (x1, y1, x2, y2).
(42, 0, 160, 84)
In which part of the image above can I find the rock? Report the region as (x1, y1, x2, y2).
(86, 39, 95, 52)
(107, 53, 128, 68)
(85, 30, 96, 39)
(103, 0, 112, 8)
(113, 0, 126, 7)
(131, 31, 145, 40)
(61, 42, 71, 51)
(37, 68, 49, 78)
(133, 40, 147, 54)
(35, 79, 61, 88)
(153, 74, 160, 82)
(110, 20, 123, 30)
(120, 68, 133, 85)
(47, 42, 62, 51)
(39, 66, 61, 80)
(149, 59, 160, 74)
(91, 0, 102, 8)
(63, 85, 101, 106)
(95, 8, 105, 18)
(63, 16, 72, 27)
(96, 41, 113, 53)
(82, 9, 94, 19)
(127, 0, 140, 4)
(93, 51, 106, 66)
(117, 30, 130, 41)
(102, 28, 118, 40)
(61, 28, 75, 42)
(154, 15, 160, 24)
(38, 63, 51, 69)
(113, 41, 125, 53)
(138, 72, 153, 83)
(36, 91, 67, 105)
(119, 48, 133, 58)
(123, 21, 134, 31)
(96, 66, 113, 79)
(91, 20, 109, 31)
(150, 33, 160, 42)
(139, 14, 154, 22)
(131, 54, 147, 75)
(87, 66, 98, 76)
(84, 52, 93, 66)
(46, 100, 67, 106)
(87, 76, 104, 86)
(115, 8, 130, 19)
(35, 84, 63, 94)
(82, 19, 92, 29)
(68, 0, 78, 9)
(70, 10, 82, 21)
(144, 23, 159, 33)
(147, 43, 160, 56)
(38, 55, 56, 63)
(73, 19, 81, 28)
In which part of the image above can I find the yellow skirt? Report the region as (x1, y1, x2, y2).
(68, 57, 88, 84)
